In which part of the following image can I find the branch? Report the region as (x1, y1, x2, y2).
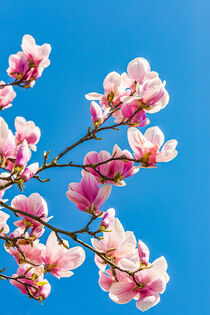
(0, 200, 151, 286)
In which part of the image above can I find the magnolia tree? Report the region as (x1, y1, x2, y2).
(0, 35, 178, 312)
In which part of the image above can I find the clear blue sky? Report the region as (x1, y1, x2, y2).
(0, 1, 209, 314)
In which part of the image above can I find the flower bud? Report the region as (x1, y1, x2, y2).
(15, 140, 31, 169)
(100, 208, 115, 230)
(137, 240, 150, 266)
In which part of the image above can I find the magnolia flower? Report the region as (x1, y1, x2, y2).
(7, 34, 51, 86)
(66, 173, 111, 215)
(139, 77, 169, 114)
(91, 218, 137, 271)
(43, 232, 85, 279)
(109, 257, 169, 312)
(138, 240, 150, 266)
(113, 101, 150, 127)
(0, 82, 16, 110)
(7, 52, 29, 80)
(12, 193, 52, 237)
(83, 144, 139, 186)
(0, 210, 9, 235)
(125, 57, 169, 113)
(90, 101, 109, 127)
(21, 34, 51, 79)
(127, 57, 151, 84)
(127, 126, 178, 167)
(15, 140, 31, 169)
(99, 268, 129, 292)
(86, 72, 131, 108)
(10, 264, 51, 300)
(15, 116, 41, 151)
(100, 208, 115, 230)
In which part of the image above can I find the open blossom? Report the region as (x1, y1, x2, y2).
(127, 126, 178, 167)
(43, 232, 85, 279)
(83, 144, 139, 186)
(0, 82, 16, 110)
(85, 57, 169, 133)
(10, 264, 51, 300)
(0, 210, 9, 235)
(66, 173, 111, 215)
(12, 193, 52, 237)
(86, 71, 131, 108)
(90, 101, 109, 127)
(125, 57, 169, 114)
(138, 77, 169, 114)
(15, 116, 41, 151)
(7, 34, 51, 86)
(108, 256, 169, 312)
(91, 218, 137, 271)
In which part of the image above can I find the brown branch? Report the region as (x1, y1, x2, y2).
(0, 200, 150, 287)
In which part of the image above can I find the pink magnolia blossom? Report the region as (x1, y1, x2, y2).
(139, 77, 169, 114)
(21, 34, 51, 80)
(7, 35, 51, 86)
(15, 140, 31, 169)
(100, 208, 115, 230)
(109, 256, 169, 312)
(83, 144, 139, 186)
(99, 268, 129, 292)
(113, 101, 150, 127)
(20, 162, 39, 182)
(12, 193, 52, 237)
(127, 126, 178, 167)
(7, 52, 29, 80)
(43, 231, 85, 279)
(0, 82, 16, 110)
(66, 173, 111, 215)
(91, 218, 137, 271)
(127, 57, 151, 84)
(86, 72, 131, 108)
(10, 264, 51, 300)
(90, 101, 109, 127)
(125, 57, 169, 113)
(15, 116, 41, 151)
(138, 240, 150, 266)
(0, 210, 9, 235)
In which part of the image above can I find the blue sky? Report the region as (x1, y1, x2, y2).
(0, 0, 209, 314)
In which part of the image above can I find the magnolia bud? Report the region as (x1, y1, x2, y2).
(15, 140, 31, 169)
(100, 208, 115, 230)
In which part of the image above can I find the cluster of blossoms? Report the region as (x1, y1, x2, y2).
(0, 34, 178, 311)
(86, 57, 169, 128)
(0, 35, 51, 111)
(94, 219, 169, 312)
(3, 193, 85, 301)
(0, 115, 40, 195)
